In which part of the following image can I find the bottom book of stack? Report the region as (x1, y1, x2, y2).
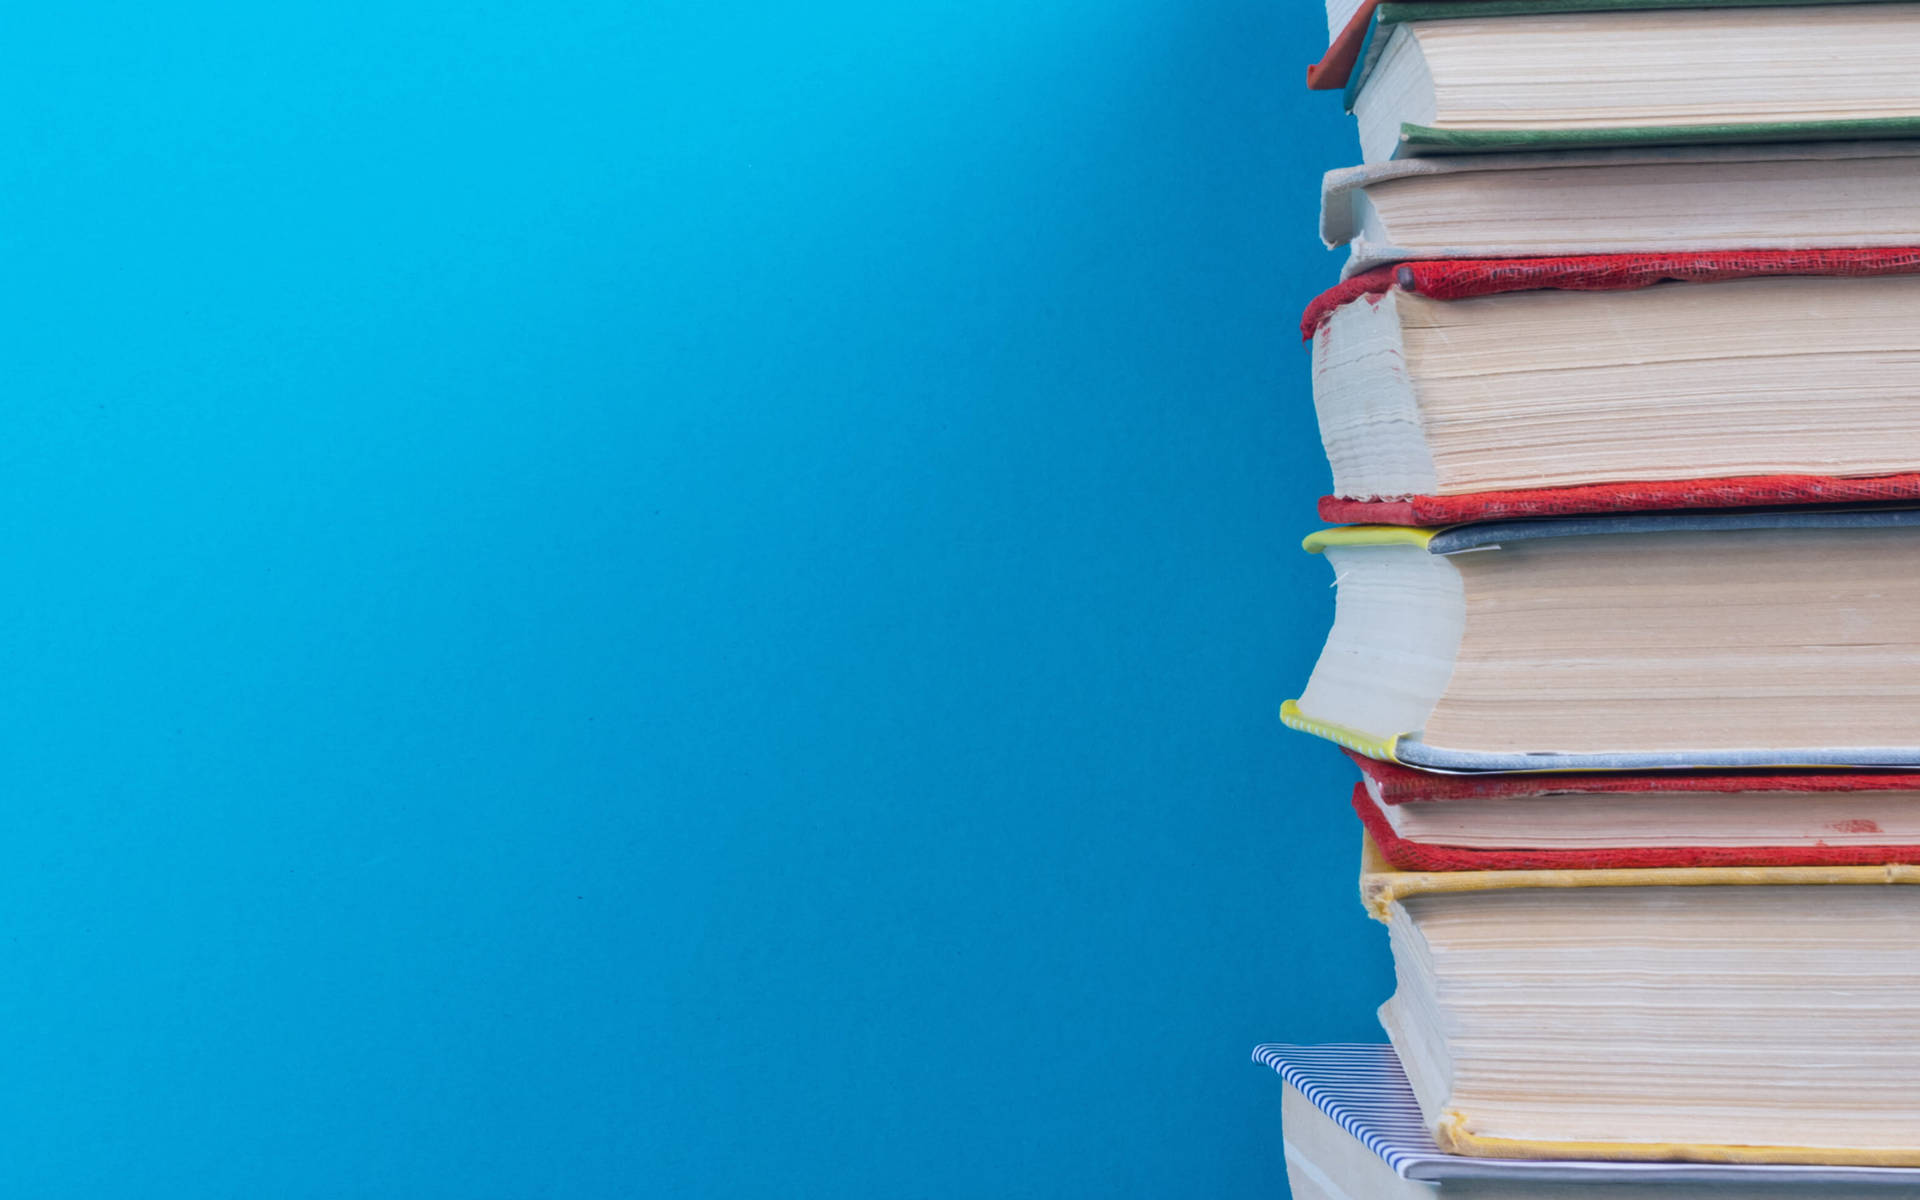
(1256, 1044, 1920, 1199)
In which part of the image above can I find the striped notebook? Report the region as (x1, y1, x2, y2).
(1253, 1044, 1920, 1188)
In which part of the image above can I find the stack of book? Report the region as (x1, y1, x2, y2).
(1262, 1, 1920, 1195)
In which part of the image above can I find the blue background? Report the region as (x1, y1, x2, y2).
(8, 2, 1386, 1194)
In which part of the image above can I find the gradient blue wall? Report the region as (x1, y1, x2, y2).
(7, 2, 1381, 1194)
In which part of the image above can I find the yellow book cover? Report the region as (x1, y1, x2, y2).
(1356, 834, 1920, 921)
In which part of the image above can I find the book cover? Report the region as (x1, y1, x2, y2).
(1355, 833, 1920, 924)
(1392, 117, 1920, 158)
(1352, 781, 1920, 872)
(1319, 475, 1920, 527)
(1353, 747, 1920, 805)
(1300, 248, 1920, 340)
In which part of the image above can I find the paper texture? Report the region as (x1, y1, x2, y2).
(1255, 1042, 1920, 1184)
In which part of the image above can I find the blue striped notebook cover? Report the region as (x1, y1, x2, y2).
(1254, 1043, 1920, 1187)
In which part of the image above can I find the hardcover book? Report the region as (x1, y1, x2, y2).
(1348, 750, 1920, 871)
(1332, 1, 1920, 162)
(1321, 143, 1920, 278)
(1285, 510, 1920, 771)
(1358, 839, 1920, 1163)
(1305, 250, 1920, 523)
(1307, 0, 1910, 90)
(1257, 1043, 1920, 1194)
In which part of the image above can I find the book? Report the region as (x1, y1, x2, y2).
(1284, 510, 1920, 772)
(1357, 837, 1920, 1164)
(1321, 143, 1920, 278)
(1348, 750, 1920, 870)
(1306, 0, 1900, 91)
(1341, 2, 1920, 163)
(1306, 251, 1920, 517)
(1256, 1043, 1920, 1193)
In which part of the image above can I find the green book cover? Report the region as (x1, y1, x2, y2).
(1395, 116, 1920, 157)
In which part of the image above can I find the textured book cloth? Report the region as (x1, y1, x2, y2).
(1350, 749, 1920, 807)
(1303, 248, 1920, 523)
(1254, 1043, 1920, 1187)
(1352, 781, 1920, 872)
(1387, 118, 1920, 160)
(1318, 475, 1920, 526)
(1358, 833, 1920, 919)
(1299, 248, 1920, 339)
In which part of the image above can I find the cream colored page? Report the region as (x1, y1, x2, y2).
(1421, 527, 1920, 752)
(1366, 156, 1920, 254)
(1418, 6, 1920, 129)
(1395, 276, 1920, 493)
(1405, 886, 1920, 1148)
(1388, 788, 1920, 847)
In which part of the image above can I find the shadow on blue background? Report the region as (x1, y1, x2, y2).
(5, 2, 1384, 1194)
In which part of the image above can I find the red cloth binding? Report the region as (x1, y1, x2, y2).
(1308, 0, 1495, 90)
(1307, 1, 1380, 90)
(1352, 783, 1920, 872)
(1348, 750, 1920, 805)
(1319, 473, 1920, 526)
(1299, 248, 1920, 340)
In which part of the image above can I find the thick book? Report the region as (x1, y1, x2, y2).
(1284, 510, 1920, 772)
(1335, 1, 1920, 163)
(1304, 249, 1920, 523)
(1349, 750, 1920, 870)
(1321, 142, 1920, 278)
(1256, 1043, 1920, 1193)
(1357, 838, 1920, 1164)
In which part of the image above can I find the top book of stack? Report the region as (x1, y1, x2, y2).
(1315, 0, 1920, 163)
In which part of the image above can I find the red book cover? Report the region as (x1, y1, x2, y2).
(1349, 752, 1920, 871)
(1307, 2, 1380, 90)
(1304, 249, 1920, 525)
(1309, 0, 1490, 91)
(1300, 249, 1920, 341)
